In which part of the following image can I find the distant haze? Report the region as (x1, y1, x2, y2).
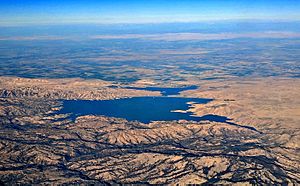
(0, 0, 300, 26)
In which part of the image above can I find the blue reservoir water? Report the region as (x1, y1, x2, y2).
(123, 85, 198, 96)
(56, 96, 230, 123)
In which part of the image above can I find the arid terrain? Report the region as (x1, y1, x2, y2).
(1, 21, 300, 185)
(0, 76, 299, 185)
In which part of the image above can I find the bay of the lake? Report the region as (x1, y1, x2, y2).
(57, 96, 225, 123)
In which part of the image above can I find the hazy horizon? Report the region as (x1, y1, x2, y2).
(1, 0, 300, 26)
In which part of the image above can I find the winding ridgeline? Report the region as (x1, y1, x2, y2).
(0, 77, 299, 185)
